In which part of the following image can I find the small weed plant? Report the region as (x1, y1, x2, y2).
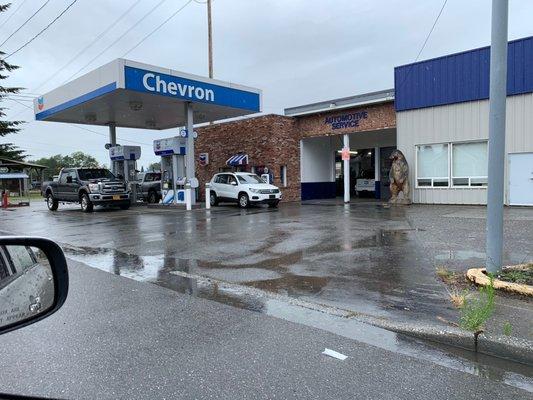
(502, 321, 513, 336)
(459, 274, 496, 333)
(436, 266, 457, 284)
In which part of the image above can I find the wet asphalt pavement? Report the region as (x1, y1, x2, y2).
(1, 199, 531, 338)
(0, 259, 531, 399)
(1, 200, 533, 398)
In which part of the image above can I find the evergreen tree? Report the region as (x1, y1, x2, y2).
(0, 3, 25, 160)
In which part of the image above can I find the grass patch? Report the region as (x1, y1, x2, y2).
(436, 266, 460, 284)
(502, 321, 513, 336)
(445, 287, 466, 309)
(498, 264, 533, 285)
(459, 274, 496, 333)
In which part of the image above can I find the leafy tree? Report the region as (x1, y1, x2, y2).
(148, 162, 161, 171)
(0, 3, 25, 160)
(30, 152, 100, 179)
(65, 151, 99, 168)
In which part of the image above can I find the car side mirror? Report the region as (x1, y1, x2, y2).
(0, 237, 69, 335)
(66, 176, 73, 184)
(231, 181, 237, 186)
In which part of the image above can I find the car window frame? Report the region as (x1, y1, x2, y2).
(227, 174, 238, 185)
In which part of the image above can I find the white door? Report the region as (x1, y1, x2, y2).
(509, 153, 533, 206)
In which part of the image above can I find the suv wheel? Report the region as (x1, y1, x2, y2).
(80, 193, 94, 213)
(46, 192, 58, 211)
(210, 192, 218, 206)
(238, 193, 249, 209)
(147, 190, 158, 204)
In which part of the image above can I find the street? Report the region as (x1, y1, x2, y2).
(0, 201, 532, 398)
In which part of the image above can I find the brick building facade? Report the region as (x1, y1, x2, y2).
(195, 115, 300, 201)
(194, 97, 397, 202)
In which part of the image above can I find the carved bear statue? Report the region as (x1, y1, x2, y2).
(388, 149, 411, 205)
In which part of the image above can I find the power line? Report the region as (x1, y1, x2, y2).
(6, 97, 153, 147)
(122, 0, 193, 57)
(5, 0, 80, 60)
(396, 0, 448, 91)
(63, 0, 169, 83)
(0, 0, 51, 48)
(32, 0, 143, 93)
(0, 0, 29, 29)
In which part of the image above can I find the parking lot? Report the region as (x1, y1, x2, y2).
(2, 199, 532, 339)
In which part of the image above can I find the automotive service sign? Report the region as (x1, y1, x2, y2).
(124, 66, 261, 112)
(324, 111, 368, 130)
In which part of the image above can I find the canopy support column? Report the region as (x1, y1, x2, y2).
(185, 102, 196, 205)
(109, 122, 117, 175)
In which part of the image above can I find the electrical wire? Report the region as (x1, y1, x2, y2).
(5, 0, 80, 60)
(63, 0, 170, 83)
(6, 97, 153, 147)
(0, 0, 51, 48)
(396, 0, 448, 91)
(32, 0, 143, 93)
(0, 0, 29, 29)
(122, 0, 193, 57)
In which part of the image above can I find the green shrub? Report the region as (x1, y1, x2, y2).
(459, 275, 495, 332)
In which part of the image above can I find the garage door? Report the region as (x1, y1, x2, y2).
(509, 153, 533, 206)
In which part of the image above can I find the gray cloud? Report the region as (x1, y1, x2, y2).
(2, 0, 532, 167)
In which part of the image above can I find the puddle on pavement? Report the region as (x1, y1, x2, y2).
(435, 250, 486, 261)
(64, 245, 533, 392)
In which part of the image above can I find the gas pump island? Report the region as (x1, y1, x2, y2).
(109, 145, 141, 202)
(33, 58, 262, 209)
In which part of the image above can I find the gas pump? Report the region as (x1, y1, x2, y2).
(153, 136, 187, 204)
(109, 145, 141, 202)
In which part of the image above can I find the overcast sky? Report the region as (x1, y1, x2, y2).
(2, 0, 533, 167)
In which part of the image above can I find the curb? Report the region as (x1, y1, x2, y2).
(467, 266, 533, 296)
(356, 315, 533, 366)
(168, 268, 533, 366)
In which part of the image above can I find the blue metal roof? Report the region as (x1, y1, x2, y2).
(395, 36, 533, 112)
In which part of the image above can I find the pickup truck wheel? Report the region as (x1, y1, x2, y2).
(210, 192, 219, 206)
(80, 193, 94, 213)
(147, 190, 158, 204)
(46, 192, 58, 211)
(238, 193, 249, 209)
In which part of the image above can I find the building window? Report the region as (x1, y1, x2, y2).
(280, 165, 287, 187)
(416, 143, 449, 187)
(451, 141, 488, 187)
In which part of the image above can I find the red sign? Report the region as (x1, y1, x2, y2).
(341, 148, 350, 161)
(199, 153, 209, 166)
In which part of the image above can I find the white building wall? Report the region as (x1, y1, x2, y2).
(397, 93, 533, 205)
(300, 136, 335, 183)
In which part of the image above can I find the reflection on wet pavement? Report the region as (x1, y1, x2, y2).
(62, 244, 533, 392)
(3, 201, 533, 391)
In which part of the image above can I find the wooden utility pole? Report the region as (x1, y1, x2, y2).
(207, 0, 213, 78)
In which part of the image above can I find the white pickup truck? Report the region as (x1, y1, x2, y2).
(355, 171, 375, 196)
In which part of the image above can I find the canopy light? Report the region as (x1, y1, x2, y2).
(84, 113, 96, 123)
(129, 101, 143, 112)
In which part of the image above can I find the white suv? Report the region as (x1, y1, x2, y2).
(209, 172, 282, 208)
